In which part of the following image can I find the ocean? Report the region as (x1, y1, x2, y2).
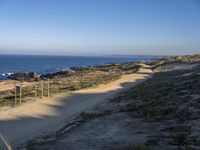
(0, 55, 163, 80)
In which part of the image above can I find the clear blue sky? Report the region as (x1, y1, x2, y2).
(0, 0, 199, 55)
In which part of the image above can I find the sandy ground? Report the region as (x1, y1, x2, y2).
(0, 80, 33, 91)
(0, 65, 153, 149)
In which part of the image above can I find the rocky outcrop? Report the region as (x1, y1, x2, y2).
(8, 72, 41, 82)
(41, 69, 76, 79)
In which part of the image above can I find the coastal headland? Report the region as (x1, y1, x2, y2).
(1, 55, 200, 150)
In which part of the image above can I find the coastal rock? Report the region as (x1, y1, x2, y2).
(8, 72, 41, 82)
(42, 69, 76, 79)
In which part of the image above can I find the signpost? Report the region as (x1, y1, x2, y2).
(15, 85, 22, 105)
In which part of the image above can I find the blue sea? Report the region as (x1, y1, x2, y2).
(0, 55, 163, 80)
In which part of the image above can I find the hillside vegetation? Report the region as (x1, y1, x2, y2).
(114, 55, 200, 149)
(0, 62, 141, 107)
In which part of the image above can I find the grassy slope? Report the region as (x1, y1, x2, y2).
(114, 56, 200, 149)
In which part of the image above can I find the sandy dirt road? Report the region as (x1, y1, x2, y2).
(0, 66, 152, 149)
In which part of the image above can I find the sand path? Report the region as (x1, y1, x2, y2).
(0, 65, 153, 149)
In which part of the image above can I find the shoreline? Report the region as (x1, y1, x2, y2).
(0, 54, 162, 80)
(0, 61, 139, 81)
(0, 60, 145, 87)
(0, 61, 147, 108)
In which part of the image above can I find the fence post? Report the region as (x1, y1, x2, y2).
(14, 87, 17, 106)
(19, 85, 22, 105)
(47, 79, 50, 98)
(41, 81, 44, 99)
(35, 83, 37, 100)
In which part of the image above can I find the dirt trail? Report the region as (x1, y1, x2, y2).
(0, 65, 153, 149)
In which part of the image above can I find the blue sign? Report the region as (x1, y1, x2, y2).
(16, 86, 21, 93)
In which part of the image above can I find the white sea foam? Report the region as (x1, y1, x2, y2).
(1, 73, 13, 76)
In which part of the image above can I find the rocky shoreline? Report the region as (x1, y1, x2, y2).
(0, 61, 143, 107)
(6, 62, 142, 82)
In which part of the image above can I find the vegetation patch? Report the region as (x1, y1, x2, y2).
(0, 62, 142, 107)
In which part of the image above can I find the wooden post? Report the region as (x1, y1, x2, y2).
(47, 79, 50, 98)
(14, 87, 17, 106)
(41, 81, 44, 99)
(19, 86, 22, 105)
(80, 74, 83, 88)
(35, 83, 37, 100)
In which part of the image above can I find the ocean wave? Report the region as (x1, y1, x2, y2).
(1, 72, 13, 76)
